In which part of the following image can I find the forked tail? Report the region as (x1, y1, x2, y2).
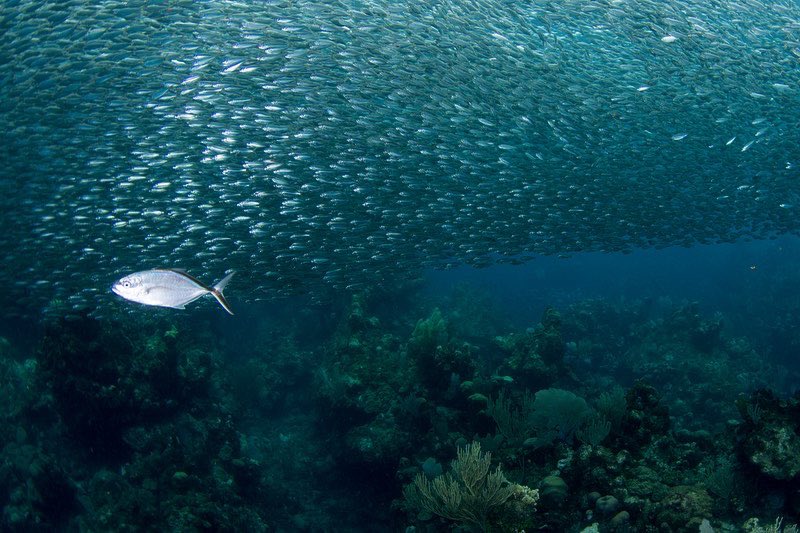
(210, 271, 235, 315)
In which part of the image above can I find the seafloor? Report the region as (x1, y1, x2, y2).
(1, 274, 800, 532)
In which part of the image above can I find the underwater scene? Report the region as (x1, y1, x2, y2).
(4, 0, 800, 531)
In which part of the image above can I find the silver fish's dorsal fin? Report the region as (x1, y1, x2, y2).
(159, 268, 212, 291)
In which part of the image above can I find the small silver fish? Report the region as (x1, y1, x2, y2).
(112, 269, 235, 315)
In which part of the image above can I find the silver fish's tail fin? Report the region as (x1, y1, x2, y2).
(214, 271, 235, 293)
(210, 271, 235, 315)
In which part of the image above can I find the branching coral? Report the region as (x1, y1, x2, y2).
(404, 442, 537, 531)
(486, 388, 592, 448)
(486, 390, 536, 446)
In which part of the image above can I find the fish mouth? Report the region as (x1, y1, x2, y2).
(111, 283, 122, 296)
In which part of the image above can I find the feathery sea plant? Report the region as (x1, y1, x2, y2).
(596, 386, 627, 430)
(487, 388, 595, 448)
(577, 415, 611, 446)
(486, 390, 536, 445)
(404, 442, 536, 531)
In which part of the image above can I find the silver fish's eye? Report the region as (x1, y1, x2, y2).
(123, 281, 131, 288)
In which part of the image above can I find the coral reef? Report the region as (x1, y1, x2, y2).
(404, 441, 538, 531)
(1, 285, 799, 531)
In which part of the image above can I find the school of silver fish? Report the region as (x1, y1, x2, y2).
(1, 0, 799, 317)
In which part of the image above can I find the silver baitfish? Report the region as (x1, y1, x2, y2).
(3, 0, 800, 318)
(111, 269, 235, 315)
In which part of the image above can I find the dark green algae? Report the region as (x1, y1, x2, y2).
(0, 289, 799, 532)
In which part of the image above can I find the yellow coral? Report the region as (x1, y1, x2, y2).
(405, 442, 534, 532)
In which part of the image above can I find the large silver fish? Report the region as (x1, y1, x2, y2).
(111, 269, 235, 315)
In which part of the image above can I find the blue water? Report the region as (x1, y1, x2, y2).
(3, 234, 800, 530)
(5, 0, 800, 530)
(427, 235, 799, 336)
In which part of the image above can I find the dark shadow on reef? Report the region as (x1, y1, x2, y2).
(1, 286, 800, 531)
